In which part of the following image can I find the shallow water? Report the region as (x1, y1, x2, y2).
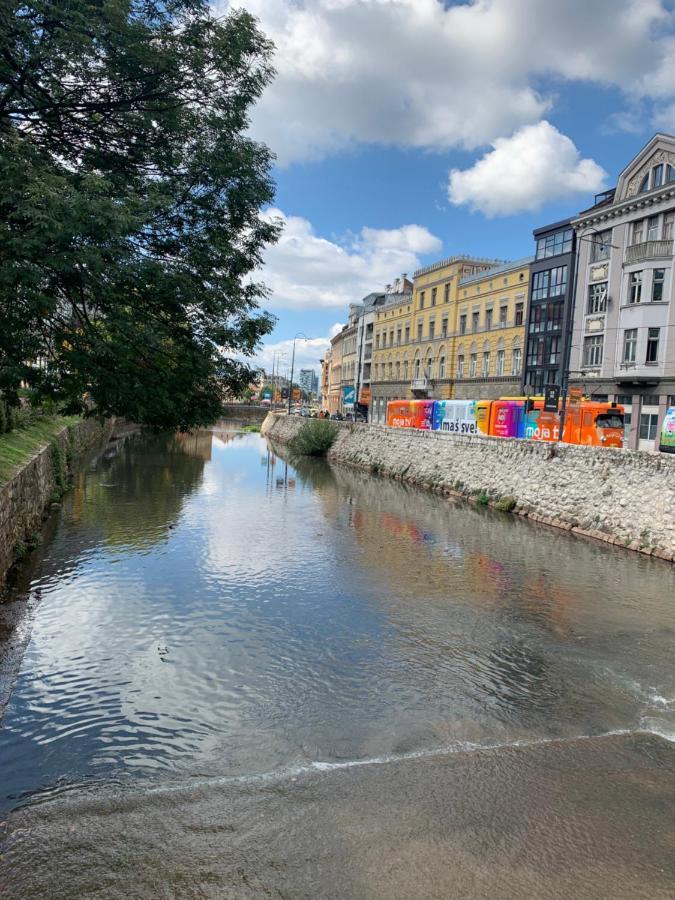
(0, 426, 673, 819)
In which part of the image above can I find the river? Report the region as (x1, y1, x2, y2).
(0, 426, 673, 898)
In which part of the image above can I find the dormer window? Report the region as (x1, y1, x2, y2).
(638, 162, 675, 194)
(668, 164, 675, 183)
(653, 164, 664, 188)
(638, 174, 649, 193)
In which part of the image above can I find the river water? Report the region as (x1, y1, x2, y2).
(0, 427, 673, 898)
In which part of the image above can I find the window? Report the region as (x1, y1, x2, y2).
(469, 353, 477, 377)
(457, 355, 464, 378)
(482, 352, 490, 377)
(535, 228, 574, 259)
(375, 333, 380, 349)
(646, 327, 660, 363)
(629, 271, 643, 304)
(515, 302, 524, 325)
(590, 230, 611, 262)
(425, 357, 432, 377)
(638, 174, 649, 194)
(664, 212, 674, 240)
(430, 288, 437, 307)
(389, 330, 394, 346)
(472, 311, 479, 332)
(640, 413, 659, 441)
(417, 322, 423, 341)
(652, 269, 665, 302)
(441, 318, 448, 338)
(616, 394, 633, 406)
(531, 266, 567, 300)
(444, 283, 450, 303)
(404, 326, 410, 343)
(485, 309, 493, 330)
(632, 219, 644, 244)
(415, 358, 421, 378)
(623, 328, 637, 363)
(459, 314, 467, 335)
(439, 356, 446, 378)
(643, 393, 660, 406)
(547, 301, 563, 331)
(419, 291, 425, 309)
(511, 347, 522, 375)
(530, 305, 544, 333)
(403, 360, 409, 379)
(429, 320, 435, 340)
(668, 165, 675, 184)
(647, 216, 659, 241)
(583, 335, 604, 367)
(588, 281, 608, 314)
(395, 361, 400, 379)
(653, 164, 664, 188)
(548, 336, 560, 365)
(388, 361, 392, 378)
(499, 305, 508, 325)
(382, 332, 387, 348)
(496, 349, 505, 376)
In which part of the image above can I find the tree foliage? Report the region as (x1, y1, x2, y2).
(0, 0, 280, 428)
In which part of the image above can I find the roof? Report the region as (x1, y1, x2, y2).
(458, 256, 533, 286)
(532, 218, 574, 238)
(413, 255, 504, 279)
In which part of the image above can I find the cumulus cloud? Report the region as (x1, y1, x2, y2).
(249, 332, 341, 377)
(218, 0, 675, 165)
(259, 208, 441, 309)
(447, 122, 608, 217)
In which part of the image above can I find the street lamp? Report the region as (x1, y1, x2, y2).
(288, 332, 308, 413)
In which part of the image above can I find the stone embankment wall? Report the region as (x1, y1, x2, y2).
(0, 418, 112, 585)
(262, 413, 675, 562)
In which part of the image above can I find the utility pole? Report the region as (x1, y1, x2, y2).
(288, 333, 307, 414)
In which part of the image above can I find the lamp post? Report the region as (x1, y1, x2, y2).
(288, 332, 308, 414)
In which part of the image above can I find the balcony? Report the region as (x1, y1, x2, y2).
(411, 377, 430, 392)
(624, 239, 673, 264)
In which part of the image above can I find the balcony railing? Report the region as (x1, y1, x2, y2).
(411, 377, 430, 391)
(625, 239, 673, 264)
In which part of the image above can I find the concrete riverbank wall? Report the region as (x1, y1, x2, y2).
(0, 417, 113, 585)
(262, 413, 675, 562)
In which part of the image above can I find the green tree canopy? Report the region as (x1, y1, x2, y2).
(0, 0, 280, 428)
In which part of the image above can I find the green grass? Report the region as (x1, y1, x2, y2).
(0, 416, 80, 486)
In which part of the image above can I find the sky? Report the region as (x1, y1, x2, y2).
(217, 0, 675, 377)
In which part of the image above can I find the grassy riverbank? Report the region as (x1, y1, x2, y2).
(0, 416, 80, 486)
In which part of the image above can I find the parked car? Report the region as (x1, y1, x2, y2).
(354, 411, 367, 423)
(330, 412, 343, 421)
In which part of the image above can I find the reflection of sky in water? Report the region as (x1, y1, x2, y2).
(0, 429, 673, 811)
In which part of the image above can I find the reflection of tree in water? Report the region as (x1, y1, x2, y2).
(268, 442, 338, 492)
(70, 431, 211, 550)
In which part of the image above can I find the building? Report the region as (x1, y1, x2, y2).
(298, 368, 319, 398)
(327, 329, 344, 414)
(320, 352, 331, 411)
(522, 220, 577, 394)
(453, 258, 530, 399)
(339, 318, 358, 414)
(370, 255, 504, 422)
(568, 133, 675, 451)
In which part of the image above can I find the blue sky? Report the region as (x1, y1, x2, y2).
(217, 0, 675, 375)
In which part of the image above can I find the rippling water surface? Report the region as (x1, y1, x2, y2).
(0, 427, 673, 813)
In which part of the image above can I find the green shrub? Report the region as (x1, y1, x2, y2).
(477, 491, 489, 506)
(290, 419, 338, 457)
(494, 495, 517, 512)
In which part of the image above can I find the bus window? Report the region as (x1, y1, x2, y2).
(596, 413, 624, 429)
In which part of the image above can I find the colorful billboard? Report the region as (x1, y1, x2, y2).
(342, 385, 356, 406)
(433, 400, 478, 435)
(659, 406, 675, 453)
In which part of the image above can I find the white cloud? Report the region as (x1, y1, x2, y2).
(218, 0, 675, 165)
(447, 122, 607, 217)
(249, 331, 341, 377)
(259, 207, 441, 309)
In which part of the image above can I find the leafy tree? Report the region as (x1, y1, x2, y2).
(0, 0, 280, 428)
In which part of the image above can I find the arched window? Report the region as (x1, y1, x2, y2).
(403, 358, 409, 380)
(456, 353, 464, 378)
(439, 355, 446, 378)
(395, 360, 400, 379)
(638, 173, 649, 193)
(426, 356, 433, 377)
(667, 164, 675, 183)
(414, 356, 421, 379)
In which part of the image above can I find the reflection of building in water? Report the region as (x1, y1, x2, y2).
(174, 430, 213, 460)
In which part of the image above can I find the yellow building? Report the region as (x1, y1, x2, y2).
(319, 351, 331, 411)
(370, 254, 531, 416)
(452, 257, 531, 400)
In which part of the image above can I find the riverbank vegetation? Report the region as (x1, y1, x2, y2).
(0, 1, 280, 431)
(290, 420, 338, 457)
(0, 415, 79, 486)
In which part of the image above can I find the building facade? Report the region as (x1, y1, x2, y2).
(319, 352, 331, 411)
(452, 258, 530, 399)
(298, 368, 319, 398)
(522, 220, 576, 394)
(327, 329, 344, 415)
(569, 133, 675, 450)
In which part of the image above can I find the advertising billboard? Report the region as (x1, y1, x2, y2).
(659, 406, 675, 453)
(342, 385, 356, 406)
(432, 400, 478, 435)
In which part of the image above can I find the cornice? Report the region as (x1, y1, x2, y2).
(573, 185, 675, 229)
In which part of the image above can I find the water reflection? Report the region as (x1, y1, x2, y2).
(0, 427, 673, 813)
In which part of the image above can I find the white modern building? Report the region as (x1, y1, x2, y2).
(569, 134, 675, 450)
